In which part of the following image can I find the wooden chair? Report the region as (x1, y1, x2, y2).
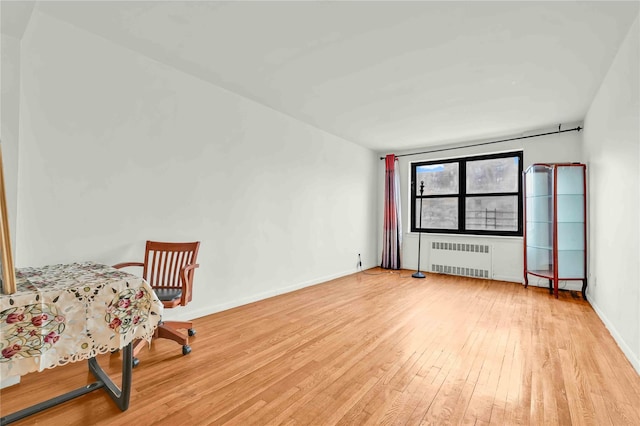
(113, 240, 200, 366)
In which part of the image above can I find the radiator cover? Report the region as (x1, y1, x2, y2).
(429, 241, 492, 279)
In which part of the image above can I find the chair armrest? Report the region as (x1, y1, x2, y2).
(180, 263, 200, 305)
(112, 262, 144, 269)
(180, 263, 200, 285)
(183, 263, 200, 273)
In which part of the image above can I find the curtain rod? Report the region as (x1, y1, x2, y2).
(379, 125, 583, 160)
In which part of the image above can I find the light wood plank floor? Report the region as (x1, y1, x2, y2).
(2, 269, 639, 425)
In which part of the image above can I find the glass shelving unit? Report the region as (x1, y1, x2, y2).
(523, 163, 587, 299)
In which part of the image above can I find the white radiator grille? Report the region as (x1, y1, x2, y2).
(432, 242, 490, 253)
(431, 264, 489, 278)
(429, 241, 492, 279)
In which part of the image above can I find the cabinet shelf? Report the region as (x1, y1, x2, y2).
(524, 163, 587, 300)
(526, 244, 552, 250)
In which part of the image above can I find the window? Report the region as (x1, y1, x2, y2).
(411, 151, 523, 236)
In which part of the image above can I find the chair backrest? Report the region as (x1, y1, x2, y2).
(142, 241, 200, 306)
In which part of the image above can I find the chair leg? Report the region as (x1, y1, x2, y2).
(169, 320, 195, 337)
(130, 338, 150, 368)
(127, 321, 196, 360)
(155, 322, 190, 345)
(162, 320, 193, 331)
(155, 321, 196, 356)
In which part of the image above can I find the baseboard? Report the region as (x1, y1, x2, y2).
(590, 299, 640, 375)
(523, 277, 583, 292)
(490, 274, 585, 293)
(492, 274, 522, 283)
(163, 266, 368, 322)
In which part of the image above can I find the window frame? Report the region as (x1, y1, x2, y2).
(410, 151, 523, 237)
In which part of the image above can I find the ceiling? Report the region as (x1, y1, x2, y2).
(4, 1, 639, 152)
(0, 1, 34, 39)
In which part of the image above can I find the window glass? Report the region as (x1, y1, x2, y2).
(466, 156, 519, 193)
(416, 198, 458, 229)
(415, 163, 459, 195)
(465, 196, 519, 231)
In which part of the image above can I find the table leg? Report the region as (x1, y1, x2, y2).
(0, 343, 133, 425)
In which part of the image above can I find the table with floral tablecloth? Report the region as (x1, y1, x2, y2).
(1, 261, 163, 378)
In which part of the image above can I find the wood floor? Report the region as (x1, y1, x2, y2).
(2, 269, 639, 425)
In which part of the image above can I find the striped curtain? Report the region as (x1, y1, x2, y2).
(381, 154, 402, 269)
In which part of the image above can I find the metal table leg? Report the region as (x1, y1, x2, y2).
(1, 343, 133, 425)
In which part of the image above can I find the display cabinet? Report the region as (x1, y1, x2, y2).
(523, 163, 587, 299)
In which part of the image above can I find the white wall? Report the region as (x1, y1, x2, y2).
(15, 10, 378, 321)
(583, 14, 639, 374)
(0, 31, 23, 390)
(378, 125, 583, 288)
(0, 33, 21, 249)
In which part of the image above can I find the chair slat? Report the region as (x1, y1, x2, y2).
(170, 251, 177, 287)
(162, 250, 171, 287)
(143, 241, 200, 293)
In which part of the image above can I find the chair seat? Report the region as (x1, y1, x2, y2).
(154, 288, 182, 302)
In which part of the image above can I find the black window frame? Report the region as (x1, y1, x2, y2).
(410, 151, 523, 236)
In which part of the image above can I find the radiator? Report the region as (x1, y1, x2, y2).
(429, 241, 492, 279)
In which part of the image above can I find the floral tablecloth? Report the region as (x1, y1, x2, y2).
(0, 262, 163, 377)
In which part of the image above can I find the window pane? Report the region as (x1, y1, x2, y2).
(466, 156, 519, 194)
(416, 163, 459, 195)
(416, 198, 458, 229)
(465, 196, 518, 231)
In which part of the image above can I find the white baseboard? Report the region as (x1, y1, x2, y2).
(524, 277, 583, 292)
(163, 266, 366, 322)
(492, 274, 522, 283)
(589, 299, 640, 375)
(490, 274, 584, 293)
